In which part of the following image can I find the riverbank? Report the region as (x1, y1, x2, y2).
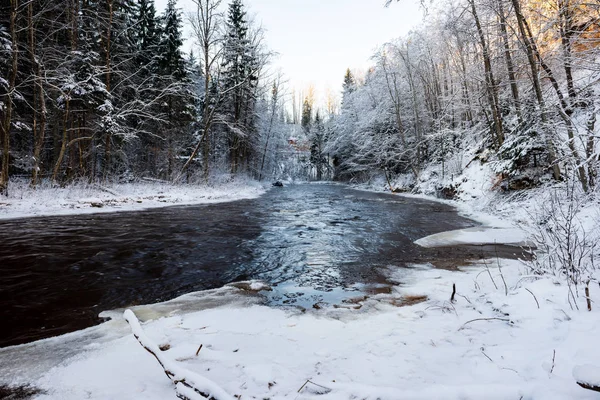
(1, 176, 599, 399)
(2, 258, 597, 399)
(0, 178, 267, 220)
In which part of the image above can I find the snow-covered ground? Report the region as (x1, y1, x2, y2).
(1, 165, 599, 399)
(1, 259, 598, 399)
(0, 178, 267, 220)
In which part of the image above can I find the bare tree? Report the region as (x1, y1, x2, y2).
(186, 0, 223, 180)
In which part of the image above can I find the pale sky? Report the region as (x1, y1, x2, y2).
(156, 0, 424, 104)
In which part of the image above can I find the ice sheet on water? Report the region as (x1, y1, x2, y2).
(415, 226, 532, 248)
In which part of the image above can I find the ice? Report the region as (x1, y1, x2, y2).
(415, 226, 533, 248)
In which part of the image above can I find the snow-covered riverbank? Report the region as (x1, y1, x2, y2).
(2, 258, 598, 399)
(0, 179, 267, 220)
(1, 171, 599, 399)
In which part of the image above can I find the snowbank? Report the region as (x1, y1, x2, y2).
(415, 226, 533, 248)
(0, 179, 267, 220)
(2, 259, 597, 399)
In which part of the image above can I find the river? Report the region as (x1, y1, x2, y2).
(0, 183, 504, 347)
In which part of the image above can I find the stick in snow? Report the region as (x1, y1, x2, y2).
(586, 281, 592, 311)
(124, 309, 234, 400)
(458, 317, 510, 331)
(525, 288, 540, 309)
(297, 380, 332, 394)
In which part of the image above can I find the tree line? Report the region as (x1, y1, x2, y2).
(323, 0, 599, 191)
(0, 0, 288, 194)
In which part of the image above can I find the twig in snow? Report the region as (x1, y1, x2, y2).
(512, 275, 542, 290)
(586, 281, 592, 311)
(297, 380, 310, 393)
(481, 348, 494, 363)
(568, 283, 579, 311)
(450, 283, 456, 303)
(296, 380, 332, 395)
(480, 347, 520, 376)
(525, 288, 540, 309)
(501, 367, 520, 375)
(459, 317, 510, 331)
(196, 344, 203, 356)
(559, 309, 572, 321)
(495, 243, 508, 296)
(456, 293, 472, 304)
(483, 259, 499, 290)
(550, 350, 556, 374)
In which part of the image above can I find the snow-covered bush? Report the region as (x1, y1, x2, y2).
(527, 181, 600, 306)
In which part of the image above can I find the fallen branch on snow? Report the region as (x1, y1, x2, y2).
(124, 309, 234, 400)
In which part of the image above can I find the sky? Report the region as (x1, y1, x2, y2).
(156, 0, 424, 105)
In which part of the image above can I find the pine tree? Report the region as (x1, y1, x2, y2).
(221, 0, 259, 173)
(151, 0, 195, 178)
(159, 0, 186, 79)
(134, 0, 162, 74)
(310, 111, 327, 180)
(301, 98, 312, 133)
(343, 68, 356, 94)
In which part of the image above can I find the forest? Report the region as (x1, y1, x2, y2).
(0, 0, 293, 195)
(326, 0, 600, 195)
(1, 0, 599, 195)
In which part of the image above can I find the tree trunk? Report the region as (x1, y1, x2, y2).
(510, 0, 561, 180)
(470, 0, 504, 148)
(53, 99, 70, 183)
(520, 8, 587, 190)
(0, 0, 19, 195)
(29, 2, 48, 187)
(498, 0, 523, 125)
(103, 0, 114, 180)
(558, 0, 577, 101)
(586, 111, 597, 188)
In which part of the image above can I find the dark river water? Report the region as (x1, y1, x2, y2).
(0, 184, 499, 347)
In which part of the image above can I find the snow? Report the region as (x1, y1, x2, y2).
(1, 257, 598, 399)
(573, 365, 600, 388)
(0, 178, 267, 220)
(415, 226, 533, 248)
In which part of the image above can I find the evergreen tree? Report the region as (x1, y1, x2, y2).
(134, 0, 162, 74)
(221, 0, 259, 173)
(310, 111, 327, 180)
(150, 0, 195, 178)
(301, 98, 312, 133)
(342, 68, 356, 94)
(159, 0, 186, 79)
